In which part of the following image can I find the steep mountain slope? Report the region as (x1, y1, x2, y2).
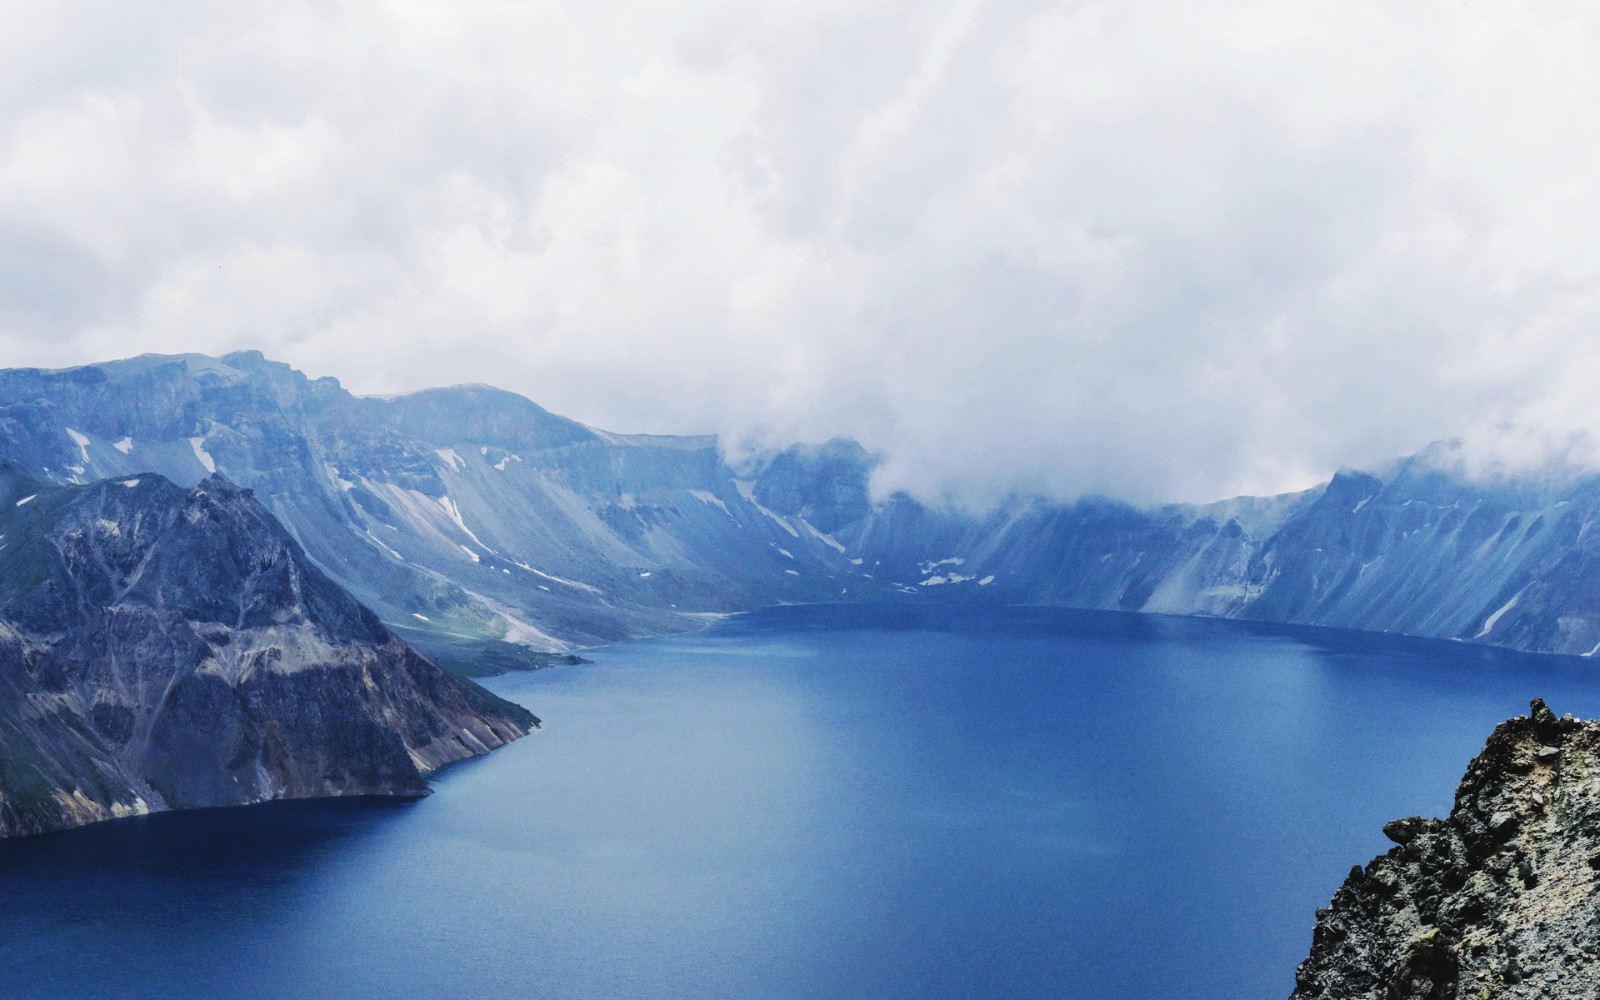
(0, 466, 533, 838)
(1292, 700, 1600, 999)
(4, 352, 1600, 660)
(0, 353, 880, 662)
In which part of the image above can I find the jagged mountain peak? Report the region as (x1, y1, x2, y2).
(0, 466, 533, 838)
(0, 470, 392, 644)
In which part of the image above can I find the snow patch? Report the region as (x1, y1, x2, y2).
(851, 558, 864, 566)
(785, 569, 799, 576)
(514, 562, 603, 595)
(118, 479, 140, 488)
(918, 557, 965, 575)
(800, 519, 848, 554)
(732, 479, 800, 537)
(112, 437, 133, 454)
(188, 437, 216, 474)
(1476, 591, 1523, 639)
(979, 575, 996, 586)
(494, 454, 522, 472)
(920, 573, 975, 586)
(326, 465, 357, 491)
(363, 529, 403, 560)
(412, 613, 431, 621)
(14, 494, 35, 506)
(778, 548, 793, 559)
(435, 448, 466, 471)
(639, 571, 651, 578)
(65, 428, 90, 464)
(437, 496, 493, 552)
(459, 545, 480, 563)
(689, 489, 731, 516)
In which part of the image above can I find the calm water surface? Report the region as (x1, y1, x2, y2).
(4, 605, 1600, 999)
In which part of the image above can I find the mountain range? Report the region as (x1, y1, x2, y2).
(9, 349, 1600, 836)
(2, 350, 1598, 665)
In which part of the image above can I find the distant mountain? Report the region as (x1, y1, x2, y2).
(878, 442, 1600, 658)
(1, 352, 1599, 662)
(0, 466, 533, 837)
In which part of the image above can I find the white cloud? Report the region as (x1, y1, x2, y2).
(5, 0, 1600, 504)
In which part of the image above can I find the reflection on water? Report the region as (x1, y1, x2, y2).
(3, 604, 1599, 999)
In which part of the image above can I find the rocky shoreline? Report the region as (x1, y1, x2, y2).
(1293, 699, 1600, 999)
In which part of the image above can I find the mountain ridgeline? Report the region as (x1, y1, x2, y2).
(0, 465, 533, 837)
(0, 352, 1597, 662)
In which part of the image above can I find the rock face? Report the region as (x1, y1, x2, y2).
(1292, 699, 1600, 999)
(0, 466, 534, 838)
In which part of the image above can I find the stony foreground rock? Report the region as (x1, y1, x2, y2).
(1293, 699, 1600, 999)
(0, 467, 535, 838)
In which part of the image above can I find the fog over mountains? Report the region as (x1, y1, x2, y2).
(2, 351, 1599, 664)
(14, 3, 1600, 509)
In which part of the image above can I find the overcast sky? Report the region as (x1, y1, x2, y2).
(4, 1, 1600, 505)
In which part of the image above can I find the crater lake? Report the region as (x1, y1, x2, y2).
(4, 604, 1597, 999)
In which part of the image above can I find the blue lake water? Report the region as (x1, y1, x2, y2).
(4, 604, 1600, 999)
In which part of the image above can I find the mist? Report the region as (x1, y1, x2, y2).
(5, 1, 1600, 504)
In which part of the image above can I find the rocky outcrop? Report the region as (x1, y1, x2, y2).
(0, 466, 534, 838)
(1292, 699, 1600, 999)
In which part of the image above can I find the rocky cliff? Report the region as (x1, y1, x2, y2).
(0, 465, 534, 838)
(1292, 699, 1600, 999)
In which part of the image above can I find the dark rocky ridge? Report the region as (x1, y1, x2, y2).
(0, 465, 534, 838)
(1292, 699, 1600, 999)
